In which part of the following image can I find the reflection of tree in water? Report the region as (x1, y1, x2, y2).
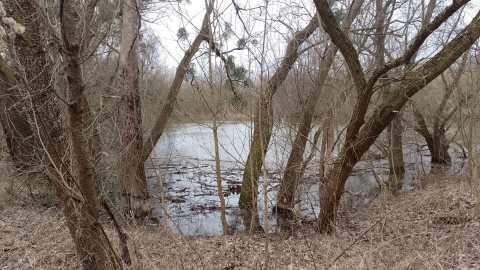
(149, 122, 470, 235)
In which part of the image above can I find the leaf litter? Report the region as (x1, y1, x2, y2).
(1, 171, 480, 269)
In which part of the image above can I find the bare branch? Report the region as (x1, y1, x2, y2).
(366, 0, 471, 91)
(142, 1, 214, 161)
(266, 15, 319, 96)
(313, 0, 367, 91)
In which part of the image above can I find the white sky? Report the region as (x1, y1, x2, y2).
(144, 0, 316, 77)
(144, 0, 480, 78)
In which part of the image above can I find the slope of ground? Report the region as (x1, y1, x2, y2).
(1, 166, 480, 269)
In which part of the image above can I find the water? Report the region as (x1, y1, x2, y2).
(145, 121, 465, 235)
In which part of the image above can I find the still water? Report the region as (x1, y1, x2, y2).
(146, 121, 463, 235)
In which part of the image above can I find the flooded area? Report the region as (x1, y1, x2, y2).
(145, 121, 465, 235)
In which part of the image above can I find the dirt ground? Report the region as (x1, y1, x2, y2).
(1, 164, 480, 269)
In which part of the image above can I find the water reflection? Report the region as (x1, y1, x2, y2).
(146, 121, 465, 235)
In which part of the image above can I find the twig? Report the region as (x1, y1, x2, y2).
(101, 200, 135, 267)
(327, 213, 390, 269)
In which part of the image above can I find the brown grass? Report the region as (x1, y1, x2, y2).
(1, 168, 480, 269)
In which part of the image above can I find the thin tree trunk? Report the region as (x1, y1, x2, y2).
(388, 112, 405, 175)
(7, 1, 122, 268)
(60, 1, 121, 268)
(239, 16, 319, 233)
(205, 0, 229, 234)
(387, 113, 405, 191)
(274, 51, 335, 230)
(466, 116, 480, 216)
(213, 121, 229, 234)
(142, 4, 214, 161)
(319, 106, 336, 179)
(373, 0, 405, 178)
(275, 1, 362, 230)
(0, 56, 36, 169)
(117, 0, 151, 220)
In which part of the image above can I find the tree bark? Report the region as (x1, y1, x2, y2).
(387, 112, 405, 191)
(275, 47, 336, 226)
(117, 0, 151, 219)
(239, 92, 274, 233)
(60, 1, 120, 268)
(275, 2, 363, 230)
(0, 56, 35, 169)
(431, 132, 451, 164)
(239, 16, 319, 233)
(373, 0, 405, 177)
(388, 111, 405, 175)
(319, 106, 335, 180)
(313, 0, 477, 233)
(7, 1, 121, 268)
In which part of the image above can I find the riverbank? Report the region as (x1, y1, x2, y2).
(1, 171, 479, 269)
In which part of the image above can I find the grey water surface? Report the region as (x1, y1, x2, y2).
(145, 121, 465, 235)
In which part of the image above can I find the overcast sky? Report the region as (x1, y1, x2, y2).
(144, 1, 480, 77)
(145, 0, 316, 76)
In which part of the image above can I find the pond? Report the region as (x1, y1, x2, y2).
(145, 121, 465, 235)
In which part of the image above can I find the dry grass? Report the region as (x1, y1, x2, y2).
(1, 168, 480, 269)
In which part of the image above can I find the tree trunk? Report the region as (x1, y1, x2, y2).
(213, 121, 230, 234)
(239, 16, 319, 233)
(372, 0, 405, 178)
(51, 161, 119, 269)
(431, 131, 451, 164)
(7, 1, 122, 268)
(65, 59, 119, 270)
(142, 4, 214, 161)
(387, 113, 405, 191)
(388, 112, 405, 175)
(61, 1, 121, 268)
(0, 56, 36, 169)
(316, 146, 359, 233)
(321, 106, 337, 174)
(409, 4, 468, 167)
(413, 105, 451, 165)
(239, 94, 273, 233)
(204, 3, 228, 234)
(274, 1, 363, 231)
(274, 47, 336, 230)
(116, 0, 151, 220)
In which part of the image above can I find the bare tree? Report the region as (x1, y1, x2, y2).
(385, 0, 436, 186)
(117, 0, 152, 219)
(412, 52, 469, 165)
(374, 0, 405, 178)
(142, 3, 214, 161)
(458, 56, 480, 215)
(239, 14, 319, 233)
(60, 0, 123, 267)
(274, 1, 362, 231)
(204, 0, 229, 235)
(312, 0, 480, 233)
(0, 55, 35, 170)
(7, 0, 124, 268)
